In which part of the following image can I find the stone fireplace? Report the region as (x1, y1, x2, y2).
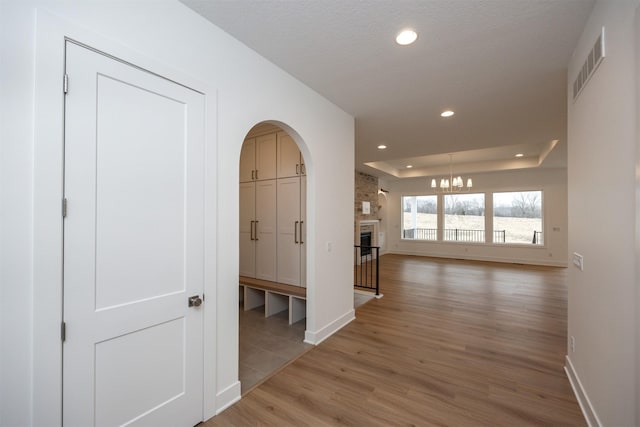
(355, 219, 380, 264)
(354, 171, 381, 263)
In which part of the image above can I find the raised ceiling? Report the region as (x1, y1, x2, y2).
(180, 0, 595, 179)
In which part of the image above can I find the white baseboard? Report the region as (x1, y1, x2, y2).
(565, 355, 602, 427)
(304, 309, 355, 345)
(215, 381, 241, 415)
(389, 249, 567, 267)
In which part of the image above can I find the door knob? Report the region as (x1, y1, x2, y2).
(188, 295, 203, 307)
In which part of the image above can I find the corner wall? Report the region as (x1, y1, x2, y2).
(567, 1, 639, 425)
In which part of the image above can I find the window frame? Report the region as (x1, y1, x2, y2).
(398, 189, 546, 248)
(492, 189, 544, 246)
(443, 192, 486, 243)
(400, 194, 438, 241)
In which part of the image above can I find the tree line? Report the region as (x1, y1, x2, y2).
(404, 192, 541, 218)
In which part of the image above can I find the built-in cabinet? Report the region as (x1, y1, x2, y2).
(240, 133, 276, 183)
(277, 132, 305, 178)
(240, 131, 306, 287)
(239, 180, 277, 280)
(277, 176, 306, 287)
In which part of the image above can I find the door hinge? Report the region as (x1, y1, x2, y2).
(61, 322, 66, 342)
(63, 74, 69, 94)
(62, 198, 68, 218)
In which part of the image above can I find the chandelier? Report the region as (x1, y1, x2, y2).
(430, 154, 472, 192)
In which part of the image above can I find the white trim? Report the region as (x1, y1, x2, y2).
(32, 11, 68, 425)
(354, 289, 383, 299)
(304, 309, 355, 345)
(388, 249, 568, 268)
(32, 10, 217, 424)
(213, 381, 241, 415)
(565, 355, 602, 427)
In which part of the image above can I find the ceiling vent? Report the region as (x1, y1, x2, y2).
(573, 27, 605, 101)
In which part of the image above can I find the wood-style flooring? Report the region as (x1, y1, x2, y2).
(205, 254, 585, 426)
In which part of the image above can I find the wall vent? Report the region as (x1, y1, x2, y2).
(573, 27, 605, 101)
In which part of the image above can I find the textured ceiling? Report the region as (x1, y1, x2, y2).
(181, 0, 594, 179)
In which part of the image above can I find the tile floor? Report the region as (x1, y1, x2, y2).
(238, 291, 375, 394)
(239, 303, 311, 393)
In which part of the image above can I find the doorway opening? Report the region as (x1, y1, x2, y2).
(237, 122, 311, 393)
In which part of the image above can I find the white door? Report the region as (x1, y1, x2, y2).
(277, 177, 301, 285)
(239, 182, 256, 277)
(63, 42, 205, 427)
(255, 180, 277, 281)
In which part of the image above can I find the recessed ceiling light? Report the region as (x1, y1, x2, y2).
(515, 153, 524, 157)
(396, 29, 418, 46)
(377, 144, 387, 150)
(406, 165, 413, 169)
(441, 110, 455, 118)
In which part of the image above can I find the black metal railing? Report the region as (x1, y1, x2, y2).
(532, 231, 543, 244)
(444, 228, 485, 242)
(354, 245, 380, 296)
(402, 228, 437, 240)
(401, 228, 545, 244)
(403, 228, 506, 243)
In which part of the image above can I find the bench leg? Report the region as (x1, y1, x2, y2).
(244, 287, 265, 311)
(289, 297, 306, 325)
(265, 292, 288, 317)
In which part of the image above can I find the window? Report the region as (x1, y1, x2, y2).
(493, 191, 543, 244)
(401, 195, 437, 240)
(444, 193, 485, 242)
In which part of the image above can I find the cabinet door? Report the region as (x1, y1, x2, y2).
(239, 182, 256, 277)
(277, 132, 301, 178)
(255, 180, 277, 281)
(277, 177, 301, 286)
(239, 138, 255, 183)
(255, 133, 276, 180)
(300, 176, 307, 287)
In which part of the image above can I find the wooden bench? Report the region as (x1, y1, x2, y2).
(239, 276, 306, 325)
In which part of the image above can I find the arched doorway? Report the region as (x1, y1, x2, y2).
(236, 121, 311, 393)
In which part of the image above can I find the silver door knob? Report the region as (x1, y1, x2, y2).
(188, 295, 202, 307)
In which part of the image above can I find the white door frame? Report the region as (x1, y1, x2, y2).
(32, 10, 218, 425)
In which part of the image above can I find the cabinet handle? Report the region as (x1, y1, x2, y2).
(251, 170, 254, 180)
(254, 221, 259, 240)
(255, 169, 259, 180)
(300, 221, 304, 244)
(294, 221, 299, 243)
(301, 163, 305, 175)
(296, 164, 299, 175)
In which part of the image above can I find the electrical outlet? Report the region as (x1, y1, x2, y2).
(570, 336, 576, 352)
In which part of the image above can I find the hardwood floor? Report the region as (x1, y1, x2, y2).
(205, 254, 585, 426)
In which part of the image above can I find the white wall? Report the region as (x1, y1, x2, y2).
(0, 1, 354, 425)
(380, 168, 568, 266)
(567, 1, 639, 425)
(636, 8, 640, 425)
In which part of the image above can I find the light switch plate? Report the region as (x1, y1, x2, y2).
(572, 252, 584, 270)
